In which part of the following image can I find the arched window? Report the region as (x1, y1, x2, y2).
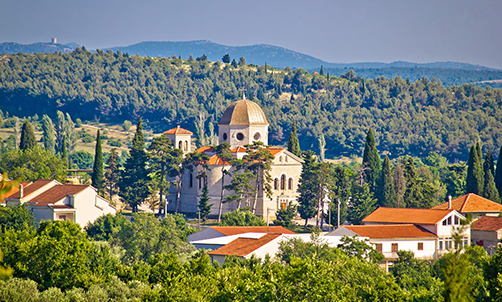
(178, 141, 183, 149)
(274, 178, 279, 190)
(279, 156, 282, 162)
(288, 178, 293, 190)
(189, 173, 193, 187)
(285, 156, 288, 163)
(184, 140, 188, 151)
(198, 176, 202, 189)
(281, 175, 286, 190)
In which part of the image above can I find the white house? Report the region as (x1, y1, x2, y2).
(362, 207, 470, 257)
(4, 179, 116, 227)
(327, 224, 437, 271)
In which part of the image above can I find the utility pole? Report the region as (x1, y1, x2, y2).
(337, 198, 340, 228)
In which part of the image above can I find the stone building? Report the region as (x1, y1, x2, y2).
(166, 97, 303, 220)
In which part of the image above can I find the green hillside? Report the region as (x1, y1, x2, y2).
(1, 49, 501, 161)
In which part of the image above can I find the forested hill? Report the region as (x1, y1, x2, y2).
(1, 49, 501, 161)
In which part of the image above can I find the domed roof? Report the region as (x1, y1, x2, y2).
(218, 99, 268, 126)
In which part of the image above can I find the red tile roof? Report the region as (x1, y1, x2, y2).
(431, 194, 502, 213)
(163, 126, 193, 135)
(208, 233, 281, 256)
(231, 146, 248, 153)
(471, 216, 502, 231)
(211, 226, 296, 236)
(363, 207, 454, 225)
(267, 148, 284, 156)
(5, 180, 55, 199)
(345, 224, 437, 239)
(28, 184, 89, 206)
(207, 154, 232, 165)
(49, 205, 74, 209)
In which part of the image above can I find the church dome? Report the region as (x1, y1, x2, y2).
(218, 99, 269, 126)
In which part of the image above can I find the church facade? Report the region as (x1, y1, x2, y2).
(165, 97, 303, 219)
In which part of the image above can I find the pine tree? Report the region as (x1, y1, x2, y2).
(54, 111, 66, 154)
(287, 120, 301, 157)
(496, 146, 502, 200)
(61, 136, 68, 166)
(119, 118, 150, 212)
(376, 155, 396, 207)
(297, 151, 319, 226)
(198, 184, 212, 222)
(91, 130, 104, 193)
(65, 113, 77, 154)
(41, 114, 55, 153)
(483, 150, 500, 203)
(320, 65, 324, 75)
(362, 129, 381, 190)
(19, 121, 37, 151)
(347, 183, 377, 225)
(466, 145, 484, 195)
(104, 148, 120, 200)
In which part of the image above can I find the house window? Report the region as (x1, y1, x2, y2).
(288, 178, 293, 190)
(279, 156, 282, 162)
(281, 175, 286, 190)
(179, 141, 183, 149)
(439, 240, 443, 250)
(445, 238, 452, 250)
(253, 132, 261, 141)
(375, 243, 383, 253)
(274, 178, 279, 190)
(198, 176, 202, 189)
(59, 215, 66, 221)
(442, 219, 447, 226)
(189, 174, 193, 188)
(184, 141, 188, 151)
(223, 133, 228, 141)
(236, 133, 244, 141)
(418, 242, 424, 250)
(454, 216, 460, 225)
(391, 243, 398, 252)
(447, 217, 451, 225)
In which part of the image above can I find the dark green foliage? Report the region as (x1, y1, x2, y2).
(496, 146, 502, 200)
(219, 208, 266, 226)
(61, 136, 68, 164)
(222, 53, 231, 63)
(84, 213, 128, 241)
(70, 150, 94, 169)
(0, 147, 66, 181)
(484, 244, 502, 301)
(466, 145, 484, 195)
(362, 129, 380, 190)
(119, 118, 150, 212)
(198, 184, 212, 222)
(19, 121, 36, 151)
(1, 51, 502, 160)
(41, 114, 55, 154)
(104, 148, 120, 200)
(297, 151, 318, 225)
(337, 235, 384, 264)
(482, 150, 500, 202)
(273, 202, 297, 228)
(287, 120, 301, 157)
(91, 130, 104, 192)
(441, 250, 475, 302)
(347, 183, 377, 225)
(0, 204, 36, 233)
(326, 166, 350, 226)
(231, 58, 237, 67)
(402, 156, 436, 208)
(376, 155, 396, 207)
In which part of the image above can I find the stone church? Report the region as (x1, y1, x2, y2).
(165, 97, 303, 219)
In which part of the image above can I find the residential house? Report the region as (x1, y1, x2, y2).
(471, 216, 502, 255)
(327, 224, 437, 271)
(362, 207, 470, 257)
(4, 179, 116, 227)
(187, 225, 296, 243)
(431, 193, 502, 220)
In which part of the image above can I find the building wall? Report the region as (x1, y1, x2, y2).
(72, 187, 116, 227)
(218, 124, 269, 148)
(31, 207, 54, 223)
(371, 238, 437, 259)
(471, 229, 501, 255)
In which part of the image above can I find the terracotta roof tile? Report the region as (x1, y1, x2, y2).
(346, 224, 437, 239)
(208, 233, 281, 256)
(471, 216, 502, 231)
(6, 180, 54, 199)
(164, 126, 193, 135)
(231, 146, 248, 153)
(207, 154, 232, 165)
(431, 194, 502, 213)
(363, 207, 454, 225)
(196, 146, 214, 153)
(28, 184, 89, 206)
(211, 226, 296, 236)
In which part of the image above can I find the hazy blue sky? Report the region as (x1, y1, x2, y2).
(2, 0, 501, 68)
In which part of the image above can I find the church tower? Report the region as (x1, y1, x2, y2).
(217, 95, 269, 148)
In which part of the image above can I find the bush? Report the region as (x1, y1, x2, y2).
(219, 207, 266, 226)
(109, 139, 122, 147)
(123, 120, 132, 131)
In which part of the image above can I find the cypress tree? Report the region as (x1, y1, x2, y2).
(41, 114, 55, 153)
(19, 121, 37, 151)
(198, 184, 212, 222)
(362, 129, 381, 190)
(297, 151, 318, 226)
(91, 130, 104, 193)
(119, 118, 150, 212)
(347, 183, 377, 225)
(466, 145, 484, 195)
(496, 146, 502, 200)
(483, 150, 500, 203)
(61, 136, 68, 166)
(287, 120, 301, 157)
(376, 155, 396, 207)
(104, 148, 120, 200)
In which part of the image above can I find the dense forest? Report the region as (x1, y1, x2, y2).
(1, 49, 502, 161)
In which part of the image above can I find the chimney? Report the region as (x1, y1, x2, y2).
(448, 195, 452, 210)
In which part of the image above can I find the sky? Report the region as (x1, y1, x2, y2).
(1, 0, 502, 69)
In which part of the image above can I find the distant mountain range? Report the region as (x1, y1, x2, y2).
(1, 40, 499, 71)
